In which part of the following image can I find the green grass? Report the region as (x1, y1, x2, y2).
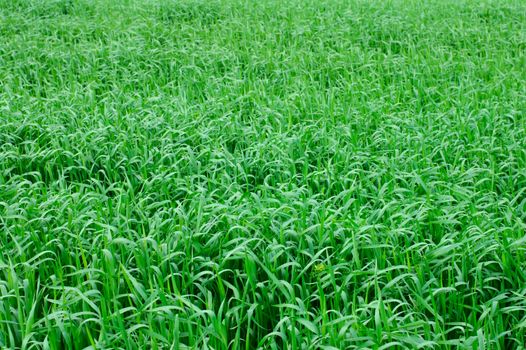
(1, 0, 526, 348)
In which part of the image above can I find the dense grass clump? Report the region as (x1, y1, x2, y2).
(1, 0, 526, 348)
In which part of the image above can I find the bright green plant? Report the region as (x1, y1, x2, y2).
(1, 0, 525, 348)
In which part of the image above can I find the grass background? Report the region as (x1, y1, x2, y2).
(1, 0, 525, 348)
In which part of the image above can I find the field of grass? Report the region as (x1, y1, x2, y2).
(1, 0, 526, 348)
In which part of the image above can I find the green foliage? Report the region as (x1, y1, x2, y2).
(1, 0, 525, 348)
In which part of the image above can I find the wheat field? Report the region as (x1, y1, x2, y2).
(1, 0, 526, 348)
